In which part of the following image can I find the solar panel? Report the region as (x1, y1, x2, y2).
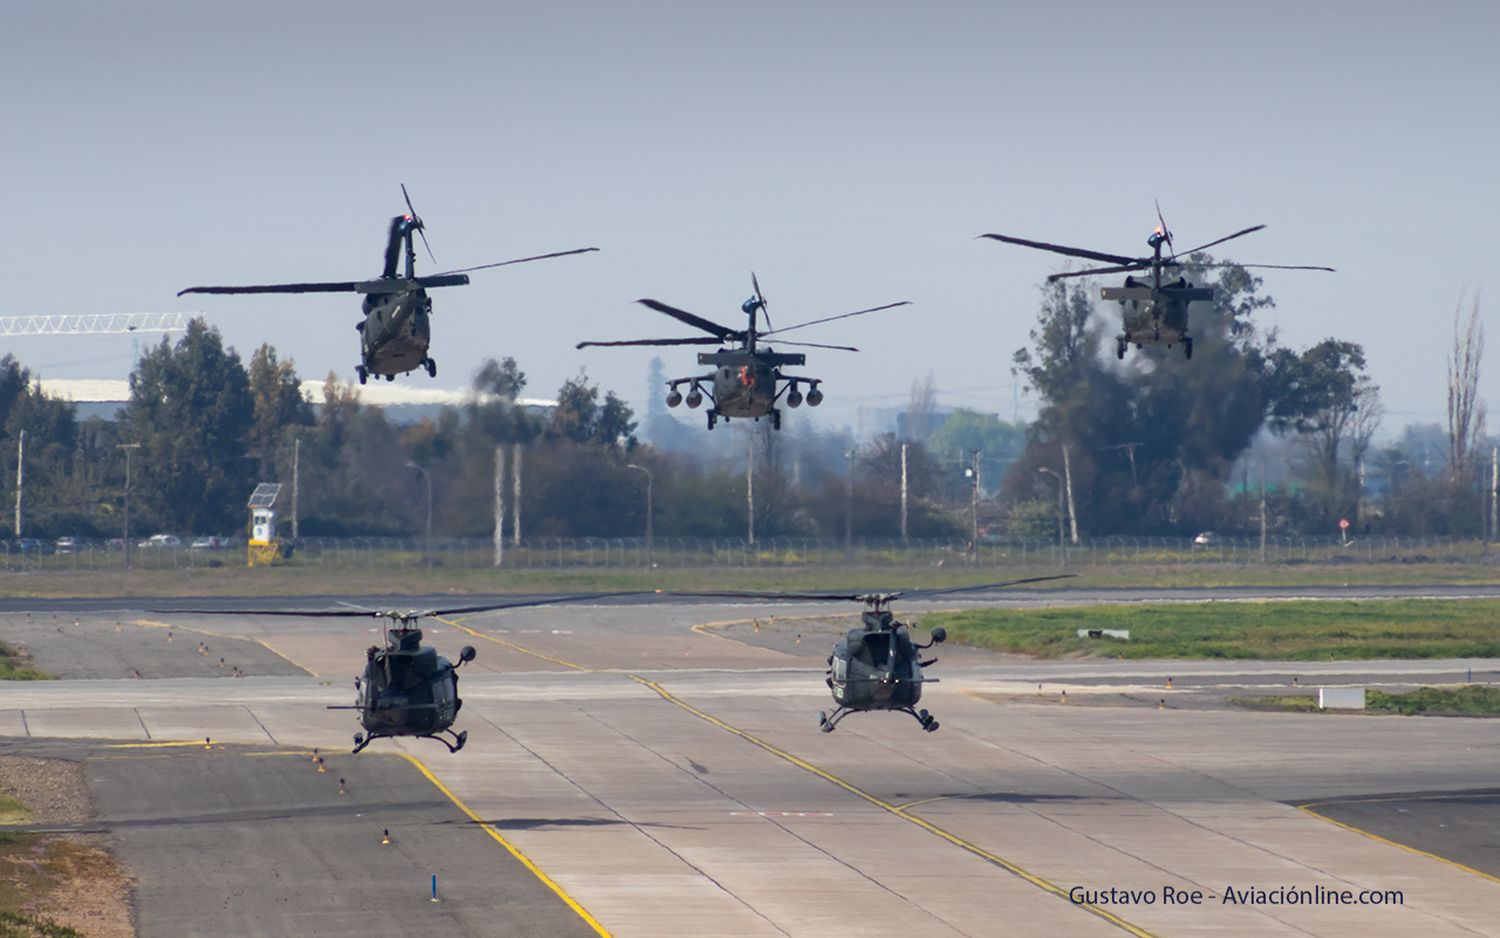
(247, 483, 282, 509)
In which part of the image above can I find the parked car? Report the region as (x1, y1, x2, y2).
(17, 538, 54, 556)
(190, 535, 229, 551)
(1192, 531, 1217, 546)
(138, 534, 182, 549)
(54, 536, 88, 554)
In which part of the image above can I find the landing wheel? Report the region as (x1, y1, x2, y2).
(356, 366, 368, 386)
(1184, 337, 1194, 360)
(1116, 339, 1127, 360)
(425, 358, 437, 378)
(770, 409, 782, 430)
(707, 410, 717, 430)
(385, 373, 395, 382)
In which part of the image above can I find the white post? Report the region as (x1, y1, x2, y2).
(13, 430, 23, 539)
(900, 442, 909, 544)
(746, 431, 755, 544)
(511, 443, 522, 546)
(291, 437, 300, 540)
(1062, 443, 1079, 544)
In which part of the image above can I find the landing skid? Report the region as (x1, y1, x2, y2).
(351, 728, 468, 754)
(817, 707, 940, 733)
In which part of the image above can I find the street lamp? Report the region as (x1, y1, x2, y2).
(1038, 467, 1066, 569)
(406, 462, 432, 566)
(843, 449, 856, 560)
(625, 463, 653, 563)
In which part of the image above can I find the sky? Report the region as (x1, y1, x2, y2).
(3, 0, 1496, 436)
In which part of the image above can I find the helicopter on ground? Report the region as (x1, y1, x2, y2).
(179, 186, 597, 385)
(577, 274, 909, 430)
(981, 206, 1333, 360)
(155, 594, 639, 754)
(686, 576, 1070, 732)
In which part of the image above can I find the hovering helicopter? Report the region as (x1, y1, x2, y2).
(577, 274, 909, 430)
(981, 205, 1333, 360)
(153, 594, 640, 754)
(179, 186, 598, 385)
(687, 576, 1071, 732)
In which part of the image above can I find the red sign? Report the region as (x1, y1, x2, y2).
(1339, 518, 1351, 530)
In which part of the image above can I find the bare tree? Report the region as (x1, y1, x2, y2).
(905, 372, 938, 442)
(1350, 378, 1384, 523)
(1447, 291, 1486, 484)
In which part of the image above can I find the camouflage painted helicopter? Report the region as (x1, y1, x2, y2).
(577, 274, 908, 429)
(154, 593, 638, 754)
(180, 186, 597, 384)
(688, 576, 1071, 732)
(981, 206, 1332, 360)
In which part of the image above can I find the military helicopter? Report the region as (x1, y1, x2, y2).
(180, 186, 598, 384)
(153, 593, 639, 754)
(577, 274, 909, 429)
(981, 206, 1333, 360)
(684, 575, 1071, 732)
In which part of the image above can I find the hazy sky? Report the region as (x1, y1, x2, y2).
(4, 1, 1496, 434)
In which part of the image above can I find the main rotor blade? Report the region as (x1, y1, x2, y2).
(1191, 262, 1336, 272)
(902, 574, 1076, 599)
(432, 247, 599, 277)
(1174, 224, 1265, 256)
(1155, 198, 1174, 260)
(150, 591, 654, 619)
(401, 184, 436, 264)
(978, 233, 1139, 266)
(774, 339, 859, 352)
(762, 301, 911, 337)
(751, 271, 770, 332)
(1045, 264, 1149, 281)
(577, 337, 725, 349)
(177, 281, 360, 297)
(637, 299, 740, 340)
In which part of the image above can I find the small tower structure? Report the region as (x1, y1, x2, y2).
(247, 483, 283, 567)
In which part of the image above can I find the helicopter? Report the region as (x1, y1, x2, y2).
(577, 274, 909, 430)
(153, 593, 642, 754)
(981, 205, 1333, 360)
(179, 186, 598, 385)
(682, 575, 1071, 732)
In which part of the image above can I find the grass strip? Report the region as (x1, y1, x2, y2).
(929, 599, 1500, 660)
(1365, 686, 1500, 715)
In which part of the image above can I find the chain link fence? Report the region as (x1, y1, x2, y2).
(0, 534, 1489, 572)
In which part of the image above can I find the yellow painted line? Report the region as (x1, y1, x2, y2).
(1296, 802, 1500, 886)
(106, 740, 221, 749)
(894, 795, 950, 811)
(394, 751, 611, 937)
(438, 616, 593, 672)
(630, 675, 1155, 938)
(254, 640, 319, 677)
(689, 613, 832, 650)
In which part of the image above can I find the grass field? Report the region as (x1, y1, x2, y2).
(0, 560, 1496, 600)
(928, 599, 1500, 660)
(1366, 686, 1500, 715)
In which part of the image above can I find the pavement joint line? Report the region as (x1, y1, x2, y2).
(1295, 802, 1500, 887)
(392, 750, 612, 938)
(628, 673, 1156, 938)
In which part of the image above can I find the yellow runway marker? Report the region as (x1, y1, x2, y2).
(106, 740, 222, 749)
(439, 616, 592, 672)
(632, 675, 1154, 938)
(689, 613, 831, 649)
(135, 618, 317, 676)
(395, 751, 611, 937)
(1296, 801, 1500, 886)
(253, 640, 319, 677)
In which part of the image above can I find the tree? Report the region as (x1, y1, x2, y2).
(1447, 292, 1485, 484)
(247, 344, 314, 480)
(124, 319, 255, 532)
(1266, 339, 1377, 525)
(548, 370, 636, 448)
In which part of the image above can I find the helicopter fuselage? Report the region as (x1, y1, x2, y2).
(359, 287, 433, 377)
(668, 347, 818, 430)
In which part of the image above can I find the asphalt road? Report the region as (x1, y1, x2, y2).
(1, 738, 596, 938)
(1300, 789, 1500, 880)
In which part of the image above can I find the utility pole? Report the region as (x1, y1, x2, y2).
(406, 462, 432, 567)
(493, 445, 506, 568)
(290, 437, 300, 540)
(843, 449, 855, 560)
(1062, 443, 1079, 545)
(117, 443, 140, 570)
(899, 442, 909, 545)
(511, 442, 523, 546)
(969, 449, 981, 562)
(13, 430, 23, 539)
(1259, 462, 1268, 564)
(1490, 447, 1498, 548)
(746, 431, 755, 544)
(627, 464, 653, 562)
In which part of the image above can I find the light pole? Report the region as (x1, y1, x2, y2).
(1038, 467, 1065, 569)
(117, 443, 140, 570)
(406, 462, 432, 566)
(626, 463, 653, 564)
(843, 449, 856, 561)
(964, 450, 981, 563)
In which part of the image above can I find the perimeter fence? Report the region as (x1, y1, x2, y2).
(0, 534, 1490, 572)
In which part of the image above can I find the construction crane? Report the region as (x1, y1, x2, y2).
(0, 312, 191, 337)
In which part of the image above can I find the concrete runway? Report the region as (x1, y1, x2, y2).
(4, 595, 1500, 937)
